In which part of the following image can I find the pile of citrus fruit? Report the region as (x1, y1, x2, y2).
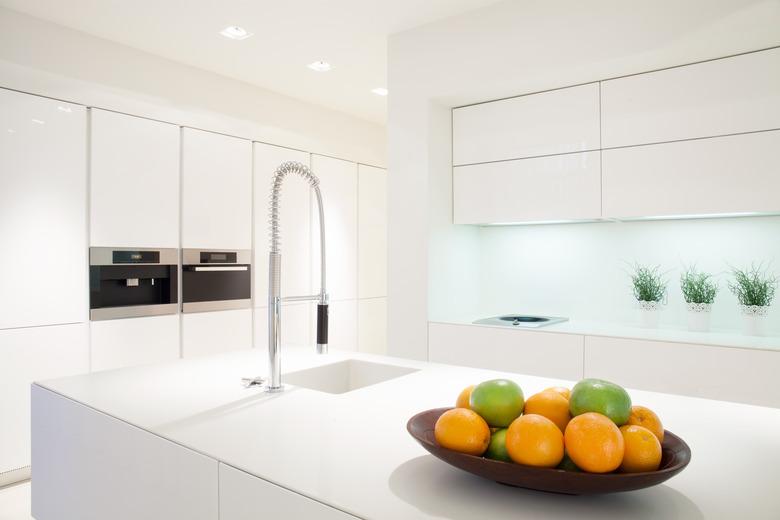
(435, 378, 665, 473)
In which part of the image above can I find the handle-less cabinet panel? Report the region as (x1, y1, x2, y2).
(454, 151, 601, 224)
(182, 129, 252, 250)
(254, 144, 311, 303)
(0, 89, 87, 329)
(453, 83, 600, 165)
(358, 298, 387, 355)
(602, 48, 780, 148)
(0, 323, 89, 476)
(90, 109, 179, 248)
(90, 314, 180, 372)
(182, 308, 252, 358)
(358, 165, 387, 299)
(311, 155, 358, 301)
(602, 130, 780, 219)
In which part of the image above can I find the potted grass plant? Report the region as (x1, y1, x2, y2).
(679, 266, 718, 332)
(631, 264, 668, 328)
(728, 264, 778, 336)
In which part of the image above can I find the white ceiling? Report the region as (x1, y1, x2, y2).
(0, 0, 503, 124)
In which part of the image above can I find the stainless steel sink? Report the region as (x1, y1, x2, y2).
(473, 314, 568, 328)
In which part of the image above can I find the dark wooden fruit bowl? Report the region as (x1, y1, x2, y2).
(407, 407, 691, 495)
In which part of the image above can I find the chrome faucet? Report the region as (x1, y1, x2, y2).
(243, 161, 329, 392)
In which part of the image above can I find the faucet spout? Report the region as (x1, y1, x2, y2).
(266, 161, 328, 393)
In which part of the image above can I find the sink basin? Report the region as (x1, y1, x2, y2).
(473, 314, 568, 328)
(284, 360, 419, 394)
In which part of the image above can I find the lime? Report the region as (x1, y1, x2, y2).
(569, 378, 632, 425)
(484, 428, 511, 462)
(469, 379, 524, 428)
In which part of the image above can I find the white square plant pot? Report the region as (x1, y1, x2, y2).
(741, 305, 770, 336)
(686, 303, 712, 332)
(638, 300, 662, 328)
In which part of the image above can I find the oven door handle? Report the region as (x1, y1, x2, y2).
(189, 266, 249, 272)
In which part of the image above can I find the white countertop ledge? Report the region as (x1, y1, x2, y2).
(36, 348, 780, 519)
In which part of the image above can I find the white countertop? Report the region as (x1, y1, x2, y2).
(38, 348, 780, 519)
(432, 316, 780, 352)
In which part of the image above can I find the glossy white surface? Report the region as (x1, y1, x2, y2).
(182, 308, 253, 359)
(602, 47, 780, 148)
(358, 297, 388, 355)
(428, 322, 584, 380)
(0, 323, 88, 473)
(602, 130, 780, 219)
(0, 89, 87, 329)
(454, 151, 601, 224)
(453, 83, 600, 165)
(358, 164, 387, 298)
(34, 348, 780, 519)
(312, 155, 358, 301)
(181, 128, 252, 250)
(254, 143, 312, 301)
(90, 109, 180, 248)
(0, 481, 33, 520)
(89, 314, 180, 372)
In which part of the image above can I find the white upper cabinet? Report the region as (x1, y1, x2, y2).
(181, 128, 252, 249)
(311, 155, 358, 301)
(453, 83, 600, 165)
(90, 109, 180, 248)
(0, 89, 87, 329)
(454, 151, 601, 224)
(358, 165, 387, 298)
(601, 48, 780, 148)
(602, 130, 780, 219)
(254, 143, 311, 303)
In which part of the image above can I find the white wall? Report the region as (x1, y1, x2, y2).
(0, 7, 385, 167)
(387, 0, 780, 359)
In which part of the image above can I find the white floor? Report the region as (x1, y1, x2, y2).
(0, 481, 33, 520)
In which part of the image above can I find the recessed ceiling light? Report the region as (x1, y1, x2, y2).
(308, 61, 332, 72)
(57, 106, 72, 113)
(7, 128, 16, 133)
(219, 26, 253, 40)
(31, 119, 45, 125)
(371, 87, 388, 96)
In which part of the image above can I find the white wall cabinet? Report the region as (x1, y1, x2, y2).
(601, 47, 780, 148)
(90, 314, 180, 372)
(0, 323, 89, 475)
(90, 109, 179, 248)
(311, 155, 358, 302)
(358, 298, 387, 355)
(454, 151, 601, 224)
(182, 308, 253, 359)
(358, 165, 387, 299)
(453, 83, 600, 165)
(0, 89, 87, 329)
(255, 303, 311, 349)
(182, 128, 252, 249)
(428, 323, 584, 380)
(602, 130, 780, 219)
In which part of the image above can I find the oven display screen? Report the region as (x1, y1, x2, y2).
(200, 252, 237, 264)
(113, 251, 159, 264)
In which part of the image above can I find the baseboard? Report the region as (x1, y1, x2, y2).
(0, 465, 31, 488)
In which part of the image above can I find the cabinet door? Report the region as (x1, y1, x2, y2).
(453, 151, 601, 224)
(182, 128, 252, 249)
(602, 47, 780, 148)
(0, 323, 89, 473)
(219, 463, 357, 520)
(90, 314, 180, 371)
(358, 165, 387, 299)
(182, 308, 252, 358)
(428, 323, 584, 380)
(328, 299, 357, 351)
(90, 109, 179, 248)
(358, 298, 386, 355)
(0, 89, 87, 329)
(254, 303, 311, 349)
(453, 83, 600, 165)
(254, 143, 311, 302)
(602, 130, 780, 219)
(311, 155, 358, 301)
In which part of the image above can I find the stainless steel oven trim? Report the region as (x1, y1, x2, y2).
(90, 303, 179, 321)
(182, 299, 252, 313)
(89, 247, 179, 266)
(182, 248, 251, 265)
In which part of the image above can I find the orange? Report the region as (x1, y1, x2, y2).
(505, 414, 564, 468)
(523, 390, 571, 432)
(434, 408, 490, 456)
(619, 425, 662, 473)
(544, 386, 571, 400)
(564, 412, 624, 473)
(456, 385, 475, 409)
(627, 405, 664, 443)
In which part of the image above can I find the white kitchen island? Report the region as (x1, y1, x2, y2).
(31, 347, 780, 519)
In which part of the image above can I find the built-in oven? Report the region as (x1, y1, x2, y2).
(182, 249, 251, 313)
(89, 247, 179, 320)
